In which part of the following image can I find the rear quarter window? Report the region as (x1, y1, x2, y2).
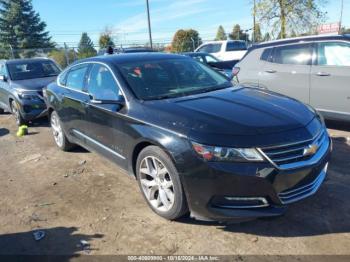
(226, 41, 247, 51)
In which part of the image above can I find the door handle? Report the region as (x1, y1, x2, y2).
(265, 70, 277, 74)
(316, 72, 331, 77)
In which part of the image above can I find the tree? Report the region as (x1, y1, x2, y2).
(255, 0, 326, 39)
(341, 27, 350, 34)
(49, 48, 76, 68)
(77, 32, 97, 59)
(263, 32, 271, 42)
(253, 23, 263, 42)
(229, 24, 249, 41)
(171, 29, 202, 53)
(215, 25, 227, 41)
(0, 0, 54, 57)
(99, 34, 115, 49)
(98, 28, 115, 49)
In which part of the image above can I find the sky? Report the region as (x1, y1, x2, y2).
(31, 0, 350, 48)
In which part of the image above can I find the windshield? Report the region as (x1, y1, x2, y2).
(117, 58, 231, 100)
(8, 60, 61, 81)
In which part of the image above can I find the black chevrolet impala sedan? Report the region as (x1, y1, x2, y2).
(44, 53, 331, 221)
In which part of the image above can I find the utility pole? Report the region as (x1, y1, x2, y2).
(146, 0, 153, 49)
(253, 0, 256, 43)
(339, 0, 344, 34)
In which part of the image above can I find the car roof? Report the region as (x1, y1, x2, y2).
(5, 57, 52, 65)
(200, 40, 246, 45)
(183, 52, 210, 56)
(252, 34, 350, 50)
(75, 53, 190, 66)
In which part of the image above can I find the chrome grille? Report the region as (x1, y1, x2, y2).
(261, 131, 327, 167)
(278, 164, 328, 204)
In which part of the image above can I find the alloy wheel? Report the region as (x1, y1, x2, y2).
(50, 113, 64, 148)
(139, 156, 175, 212)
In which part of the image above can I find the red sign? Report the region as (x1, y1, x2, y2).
(317, 23, 340, 35)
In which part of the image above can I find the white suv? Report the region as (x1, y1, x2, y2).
(235, 34, 350, 122)
(195, 40, 247, 61)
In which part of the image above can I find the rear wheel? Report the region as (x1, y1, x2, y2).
(0, 108, 4, 114)
(11, 100, 26, 126)
(50, 111, 75, 151)
(136, 146, 188, 220)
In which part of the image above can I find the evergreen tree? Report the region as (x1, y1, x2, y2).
(78, 32, 97, 59)
(229, 24, 249, 41)
(215, 25, 227, 41)
(0, 0, 54, 56)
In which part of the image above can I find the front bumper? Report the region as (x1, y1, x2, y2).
(180, 136, 332, 221)
(19, 100, 48, 121)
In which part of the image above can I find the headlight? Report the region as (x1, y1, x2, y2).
(16, 89, 40, 101)
(305, 104, 325, 126)
(191, 142, 264, 162)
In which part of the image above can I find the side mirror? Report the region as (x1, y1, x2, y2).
(90, 94, 126, 106)
(0, 75, 7, 82)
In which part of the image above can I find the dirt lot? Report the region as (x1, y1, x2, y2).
(0, 113, 350, 257)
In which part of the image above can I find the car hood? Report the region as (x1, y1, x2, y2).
(139, 87, 318, 147)
(10, 76, 57, 91)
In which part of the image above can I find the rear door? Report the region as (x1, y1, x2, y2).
(58, 63, 91, 139)
(310, 41, 350, 120)
(260, 43, 312, 104)
(225, 41, 248, 61)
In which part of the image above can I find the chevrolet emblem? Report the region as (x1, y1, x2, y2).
(303, 144, 319, 157)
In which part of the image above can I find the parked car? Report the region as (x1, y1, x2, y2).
(183, 52, 238, 78)
(235, 34, 350, 122)
(195, 40, 248, 61)
(0, 58, 61, 125)
(44, 53, 331, 221)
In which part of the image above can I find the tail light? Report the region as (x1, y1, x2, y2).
(232, 67, 240, 77)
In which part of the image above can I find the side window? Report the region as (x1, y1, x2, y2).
(317, 42, 350, 66)
(205, 55, 218, 63)
(273, 44, 312, 65)
(58, 70, 69, 86)
(0, 63, 8, 76)
(226, 41, 247, 51)
(193, 56, 205, 63)
(211, 44, 222, 53)
(197, 44, 210, 53)
(87, 64, 120, 100)
(260, 48, 273, 62)
(65, 65, 89, 91)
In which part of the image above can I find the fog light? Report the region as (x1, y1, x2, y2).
(212, 196, 269, 209)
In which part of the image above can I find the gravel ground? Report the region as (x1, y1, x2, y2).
(0, 113, 349, 257)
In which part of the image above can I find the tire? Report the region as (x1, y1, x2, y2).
(0, 108, 4, 114)
(50, 111, 75, 151)
(11, 100, 26, 126)
(136, 146, 188, 220)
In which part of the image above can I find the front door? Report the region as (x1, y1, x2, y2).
(260, 43, 312, 104)
(310, 41, 350, 121)
(84, 63, 128, 168)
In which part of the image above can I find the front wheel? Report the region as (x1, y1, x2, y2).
(136, 146, 188, 220)
(11, 100, 26, 126)
(50, 111, 75, 151)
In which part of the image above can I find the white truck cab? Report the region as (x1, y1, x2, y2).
(195, 40, 248, 61)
